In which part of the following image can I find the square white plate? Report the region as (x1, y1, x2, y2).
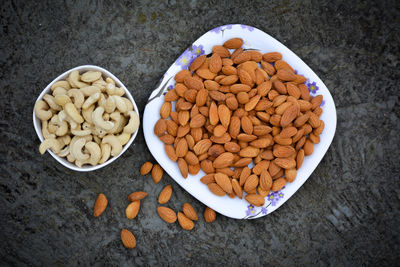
(143, 24, 336, 219)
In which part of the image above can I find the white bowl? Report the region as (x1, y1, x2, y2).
(33, 65, 140, 172)
(143, 24, 337, 219)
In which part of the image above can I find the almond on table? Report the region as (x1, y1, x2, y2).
(154, 37, 325, 206)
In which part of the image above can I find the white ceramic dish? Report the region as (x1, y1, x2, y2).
(33, 65, 140, 172)
(143, 24, 336, 219)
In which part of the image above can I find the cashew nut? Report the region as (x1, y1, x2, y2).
(92, 79, 107, 92)
(82, 92, 100, 109)
(69, 70, 89, 88)
(98, 93, 107, 108)
(41, 120, 56, 139)
(34, 100, 53, 121)
(52, 87, 68, 96)
(59, 110, 78, 130)
(70, 137, 89, 161)
(104, 96, 116, 113)
(67, 153, 75, 163)
(108, 112, 123, 134)
(84, 141, 101, 165)
(39, 138, 63, 154)
(49, 114, 68, 136)
(102, 113, 110, 121)
(112, 95, 128, 113)
(82, 105, 94, 124)
(123, 97, 134, 115)
(106, 83, 125, 96)
(71, 124, 92, 136)
(123, 110, 140, 134)
(117, 132, 131, 146)
(51, 80, 71, 91)
(65, 103, 84, 123)
(67, 89, 85, 109)
(92, 107, 114, 131)
(102, 135, 122, 156)
(105, 77, 115, 85)
(116, 116, 127, 133)
(54, 94, 72, 106)
(43, 94, 62, 111)
(58, 146, 70, 157)
(93, 135, 101, 145)
(80, 86, 101, 97)
(58, 135, 71, 146)
(99, 143, 111, 164)
(81, 71, 102, 83)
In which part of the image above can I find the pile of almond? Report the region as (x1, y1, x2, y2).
(154, 37, 324, 207)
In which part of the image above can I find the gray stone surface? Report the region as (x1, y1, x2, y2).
(0, 0, 399, 265)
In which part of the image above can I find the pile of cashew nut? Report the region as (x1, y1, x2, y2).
(34, 70, 139, 167)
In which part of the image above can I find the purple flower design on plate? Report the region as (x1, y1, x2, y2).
(176, 49, 193, 70)
(211, 26, 224, 34)
(246, 204, 256, 216)
(320, 100, 326, 107)
(191, 44, 205, 57)
(267, 187, 285, 206)
(240, 25, 254, 31)
(261, 206, 268, 214)
(163, 85, 174, 95)
(307, 81, 319, 94)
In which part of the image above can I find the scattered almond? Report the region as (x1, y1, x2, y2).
(93, 193, 108, 217)
(121, 229, 136, 249)
(158, 185, 173, 204)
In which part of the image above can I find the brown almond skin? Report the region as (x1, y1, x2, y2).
(204, 207, 216, 223)
(158, 185, 173, 204)
(93, 193, 108, 217)
(177, 212, 194, 230)
(121, 229, 136, 249)
(126, 200, 140, 219)
(182, 203, 198, 221)
(157, 207, 177, 223)
(245, 194, 265, 207)
(223, 38, 243, 49)
(128, 191, 148, 202)
(272, 178, 286, 191)
(178, 158, 189, 178)
(151, 164, 164, 184)
(140, 162, 153, 175)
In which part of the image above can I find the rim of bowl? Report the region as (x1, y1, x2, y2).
(32, 65, 140, 172)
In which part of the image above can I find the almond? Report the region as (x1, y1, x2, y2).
(151, 164, 163, 184)
(164, 89, 179, 102)
(184, 75, 204, 90)
(121, 229, 136, 249)
(229, 116, 241, 139)
(281, 104, 299, 127)
(182, 203, 198, 221)
(245, 194, 265, 207)
(313, 120, 325, 136)
(273, 145, 295, 158)
(189, 114, 205, 128)
(226, 96, 239, 110)
(241, 116, 253, 135)
(159, 102, 171, 119)
(234, 157, 252, 167)
(140, 161, 153, 175)
(208, 182, 226, 196)
(158, 185, 173, 204)
(239, 146, 260, 158)
(157, 206, 177, 223)
(200, 173, 215, 184)
(213, 152, 234, 168)
(277, 68, 296, 81)
(244, 95, 261, 111)
(260, 170, 273, 191)
(261, 60, 276, 75)
(209, 53, 222, 73)
(125, 200, 140, 219)
(193, 139, 212, 155)
(164, 144, 178, 162)
(214, 173, 233, 194)
(230, 84, 251, 94)
(285, 168, 297, 183)
(272, 178, 286, 191)
(204, 80, 221, 91)
(262, 52, 282, 62)
(280, 127, 297, 138)
(128, 191, 148, 202)
(213, 125, 227, 137)
(304, 139, 314, 156)
(253, 125, 272, 136)
(177, 158, 189, 178)
(218, 104, 231, 129)
(212, 45, 231, 58)
(222, 65, 237, 76)
(286, 83, 301, 99)
(249, 138, 270, 148)
(195, 89, 208, 107)
(209, 90, 226, 102)
(154, 119, 167, 136)
(238, 68, 253, 86)
(296, 149, 305, 169)
(233, 51, 252, 65)
(175, 138, 188, 158)
(204, 207, 216, 222)
(166, 120, 178, 136)
(298, 84, 311, 101)
(223, 37, 243, 49)
(244, 174, 259, 192)
(274, 157, 296, 169)
(219, 75, 239, 85)
(175, 70, 191, 83)
(196, 68, 217, 80)
(224, 142, 240, 153)
(200, 159, 215, 174)
(190, 54, 206, 71)
(231, 179, 243, 199)
(188, 164, 200, 175)
(159, 134, 175, 145)
(93, 193, 108, 217)
(209, 101, 219, 125)
(177, 212, 194, 230)
(252, 160, 270, 175)
(311, 95, 323, 110)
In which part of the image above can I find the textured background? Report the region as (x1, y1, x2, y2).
(1, 0, 399, 265)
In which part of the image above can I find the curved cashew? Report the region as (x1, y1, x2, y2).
(108, 112, 123, 134)
(65, 103, 84, 123)
(82, 122, 92, 131)
(98, 93, 107, 108)
(67, 153, 75, 163)
(51, 80, 71, 91)
(122, 97, 134, 115)
(80, 86, 101, 97)
(70, 137, 89, 161)
(117, 132, 131, 145)
(69, 70, 89, 88)
(85, 141, 101, 165)
(67, 89, 85, 109)
(123, 110, 140, 134)
(92, 126, 107, 138)
(102, 135, 122, 156)
(113, 95, 128, 113)
(92, 79, 107, 92)
(58, 135, 71, 146)
(116, 116, 127, 133)
(41, 120, 55, 139)
(43, 94, 62, 111)
(39, 138, 62, 154)
(34, 100, 53, 121)
(48, 115, 68, 136)
(106, 77, 115, 85)
(81, 71, 102, 83)
(93, 135, 101, 145)
(54, 94, 72, 106)
(82, 92, 100, 109)
(99, 143, 111, 164)
(82, 105, 94, 124)
(52, 87, 68, 96)
(71, 123, 92, 136)
(58, 110, 78, 130)
(106, 83, 125, 96)
(58, 145, 70, 157)
(92, 106, 114, 131)
(104, 96, 116, 113)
